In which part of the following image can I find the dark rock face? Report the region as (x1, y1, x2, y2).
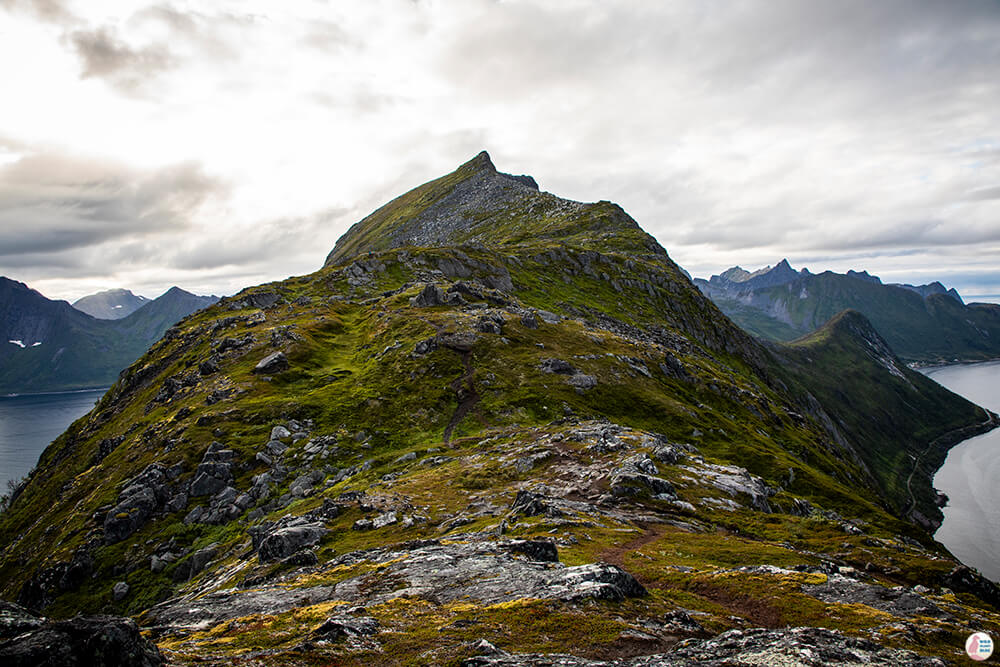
(0, 601, 163, 666)
(171, 544, 218, 583)
(942, 565, 1000, 609)
(540, 358, 576, 375)
(506, 540, 558, 563)
(16, 551, 94, 612)
(410, 283, 454, 307)
(188, 443, 235, 499)
(803, 573, 948, 619)
(509, 490, 563, 518)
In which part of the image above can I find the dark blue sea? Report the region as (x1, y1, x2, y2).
(0, 388, 107, 492)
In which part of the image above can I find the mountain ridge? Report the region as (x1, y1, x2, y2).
(695, 260, 999, 362)
(0, 154, 996, 665)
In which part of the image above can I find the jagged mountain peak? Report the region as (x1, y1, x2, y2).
(325, 152, 656, 267)
(159, 286, 195, 300)
(846, 269, 882, 285)
(709, 259, 805, 292)
(718, 265, 751, 282)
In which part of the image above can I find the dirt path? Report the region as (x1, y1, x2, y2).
(443, 350, 480, 445)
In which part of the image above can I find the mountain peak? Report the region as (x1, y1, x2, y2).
(470, 150, 496, 172)
(72, 288, 150, 320)
(325, 153, 655, 267)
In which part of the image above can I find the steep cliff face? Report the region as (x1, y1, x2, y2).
(0, 154, 995, 665)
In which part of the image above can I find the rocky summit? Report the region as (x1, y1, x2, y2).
(1, 152, 998, 665)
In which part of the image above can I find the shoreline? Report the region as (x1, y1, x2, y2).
(1, 387, 110, 399)
(908, 356, 1000, 371)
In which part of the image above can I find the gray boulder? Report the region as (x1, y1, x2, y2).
(257, 524, 328, 562)
(409, 284, 446, 307)
(567, 374, 597, 391)
(188, 446, 235, 498)
(253, 352, 288, 374)
(312, 616, 379, 639)
(112, 581, 129, 601)
(539, 358, 576, 375)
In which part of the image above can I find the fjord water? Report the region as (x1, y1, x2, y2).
(0, 389, 106, 491)
(924, 361, 1000, 582)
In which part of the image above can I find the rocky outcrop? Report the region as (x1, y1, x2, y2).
(104, 464, 183, 544)
(0, 601, 163, 666)
(144, 539, 644, 629)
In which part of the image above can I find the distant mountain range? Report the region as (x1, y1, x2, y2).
(72, 288, 151, 319)
(0, 278, 217, 394)
(694, 260, 1000, 362)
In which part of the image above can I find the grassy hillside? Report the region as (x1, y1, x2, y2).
(1, 154, 996, 665)
(770, 310, 995, 528)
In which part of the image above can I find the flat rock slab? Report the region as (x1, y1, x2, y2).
(802, 573, 949, 619)
(144, 539, 644, 629)
(463, 626, 946, 666)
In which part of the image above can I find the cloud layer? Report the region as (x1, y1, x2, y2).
(1, 0, 998, 302)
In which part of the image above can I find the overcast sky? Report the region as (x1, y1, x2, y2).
(2, 0, 999, 303)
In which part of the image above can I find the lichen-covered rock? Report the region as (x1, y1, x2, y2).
(803, 573, 948, 618)
(144, 539, 645, 629)
(567, 373, 597, 391)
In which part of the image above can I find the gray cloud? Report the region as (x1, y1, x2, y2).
(166, 207, 349, 272)
(0, 153, 224, 258)
(301, 19, 358, 53)
(68, 26, 174, 93)
(0, 0, 75, 24)
(965, 186, 1000, 201)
